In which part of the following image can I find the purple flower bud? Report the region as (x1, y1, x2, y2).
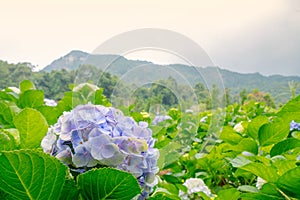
(290, 120, 300, 131)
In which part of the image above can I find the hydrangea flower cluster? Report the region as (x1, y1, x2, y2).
(290, 120, 300, 131)
(179, 178, 213, 199)
(41, 103, 159, 199)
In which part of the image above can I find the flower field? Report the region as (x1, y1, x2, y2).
(0, 80, 300, 199)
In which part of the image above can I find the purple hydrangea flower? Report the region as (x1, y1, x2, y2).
(152, 115, 171, 125)
(290, 120, 300, 131)
(41, 103, 159, 199)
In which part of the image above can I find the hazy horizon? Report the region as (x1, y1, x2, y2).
(1, 0, 299, 76)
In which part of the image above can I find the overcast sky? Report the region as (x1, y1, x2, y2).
(0, 0, 299, 76)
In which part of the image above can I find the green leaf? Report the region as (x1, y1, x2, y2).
(161, 175, 181, 184)
(247, 116, 269, 139)
(19, 80, 35, 93)
(158, 142, 181, 169)
(148, 192, 180, 200)
(216, 188, 240, 200)
(0, 101, 19, 128)
(38, 106, 61, 125)
(241, 162, 279, 182)
(239, 193, 284, 200)
(277, 167, 300, 198)
(59, 179, 79, 200)
(19, 90, 44, 108)
(77, 168, 141, 200)
(0, 150, 67, 200)
(0, 90, 18, 102)
(230, 156, 252, 168)
(258, 120, 289, 147)
(220, 126, 243, 145)
(57, 92, 84, 111)
(90, 89, 111, 107)
(237, 185, 259, 193)
(229, 138, 258, 155)
(271, 156, 297, 176)
(0, 189, 10, 199)
(260, 183, 283, 198)
(270, 138, 300, 157)
(158, 182, 179, 196)
(0, 130, 17, 151)
(14, 108, 48, 148)
(277, 95, 300, 122)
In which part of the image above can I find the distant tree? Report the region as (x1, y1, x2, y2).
(194, 82, 208, 103)
(35, 69, 75, 99)
(206, 84, 220, 109)
(239, 89, 248, 104)
(247, 89, 276, 108)
(222, 88, 232, 106)
(288, 80, 299, 99)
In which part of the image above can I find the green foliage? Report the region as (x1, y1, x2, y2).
(0, 150, 67, 200)
(77, 168, 141, 200)
(0, 77, 300, 199)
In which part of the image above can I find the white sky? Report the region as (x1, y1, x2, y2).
(0, 0, 299, 75)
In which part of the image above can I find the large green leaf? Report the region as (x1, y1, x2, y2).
(77, 168, 141, 200)
(19, 90, 44, 108)
(247, 116, 269, 139)
(0, 150, 67, 200)
(258, 119, 289, 147)
(277, 95, 300, 122)
(13, 108, 48, 148)
(270, 138, 300, 157)
(241, 163, 279, 182)
(277, 167, 300, 199)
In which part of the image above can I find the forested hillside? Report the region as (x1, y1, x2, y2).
(43, 50, 300, 104)
(1, 51, 299, 111)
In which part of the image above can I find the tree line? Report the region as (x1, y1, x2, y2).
(0, 61, 282, 112)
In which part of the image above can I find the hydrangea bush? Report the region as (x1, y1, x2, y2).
(41, 103, 159, 199)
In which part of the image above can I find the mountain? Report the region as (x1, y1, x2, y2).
(43, 50, 151, 72)
(42, 50, 300, 103)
